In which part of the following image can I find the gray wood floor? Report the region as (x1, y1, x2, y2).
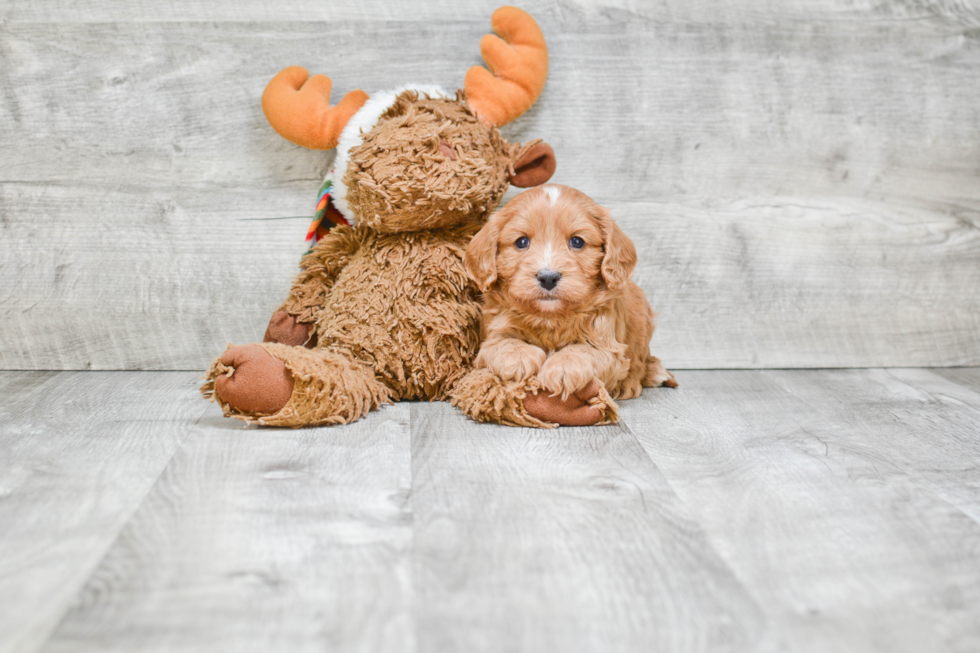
(2, 368, 978, 653)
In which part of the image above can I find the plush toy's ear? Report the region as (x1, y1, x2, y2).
(510, 141, 556, 188)
(465, 207, 512, 291)
(262, 66, 369, 150)
(592, 205, 637, 290)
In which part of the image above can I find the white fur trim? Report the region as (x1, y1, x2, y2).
(326, 84, 450, 225)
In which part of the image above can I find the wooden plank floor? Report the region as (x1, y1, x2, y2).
(1, 368, 979, 652)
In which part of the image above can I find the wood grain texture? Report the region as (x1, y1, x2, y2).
(410, 401, 764, 653)
(618, 370, 980, 652)
(4, 189, 976, 370)
(1, 368, 979, 651)
(1, 2, 979, 370)
(40, 401, 414, 653)
(930, 367, 980, 396)
(0, 371, 203, 653)
(0, 184, 303, 370)
(622, 198, 980, 368)
(2, 16, 978, 200)
(881, 367, 980, 522)
(3, 0, 979, 25)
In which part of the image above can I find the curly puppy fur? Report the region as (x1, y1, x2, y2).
(463, 184, 677, 410)
(202, 91, 556, 427)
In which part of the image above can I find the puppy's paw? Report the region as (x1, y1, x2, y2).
(643, 356, 678, 388)
(478, 341, 547, 382)
(538, 348, 595, 399)
(617, 378, 643, 400)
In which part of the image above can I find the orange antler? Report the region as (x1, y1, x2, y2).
(261, 67, 369, 150)
(464, 6, 548, 128)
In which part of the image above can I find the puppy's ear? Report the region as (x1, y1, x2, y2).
(509, 141, 556, 188)
(466, 209, 507, 292)
(594, 205, 637, 290)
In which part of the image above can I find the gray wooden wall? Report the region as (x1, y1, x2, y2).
(2, 0, 978, 371)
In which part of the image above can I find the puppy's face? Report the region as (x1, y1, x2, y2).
(466, 185, 637, 315)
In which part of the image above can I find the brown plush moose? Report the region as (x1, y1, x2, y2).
(201, 6, 604, 427)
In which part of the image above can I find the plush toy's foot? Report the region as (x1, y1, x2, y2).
(211, 344, 294, 415)
(263, 310, 317, 348)
(450, 368, 618, 428)
(524, 379, 617, 426)
(202, 343, 391, 427)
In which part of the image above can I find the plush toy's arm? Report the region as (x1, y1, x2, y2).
(283, 224, 362, 316)
(263, 225, 362, 347)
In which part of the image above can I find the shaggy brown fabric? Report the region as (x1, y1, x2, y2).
(450, 368, 618, 428)
(203, 223, 481, 425)
(305, 224, 483, 401)
(344, 92, 517, 233)
(203, 343, 390, 427)
(450, 368, 551, 427)
(279, 224, 362, 324)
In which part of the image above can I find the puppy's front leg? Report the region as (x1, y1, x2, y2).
(538, 342, 630, 399)
(475, 338, 548, 382)
(537, 345, 596, 399)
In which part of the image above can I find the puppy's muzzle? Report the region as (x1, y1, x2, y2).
(536, 269, 561, 291)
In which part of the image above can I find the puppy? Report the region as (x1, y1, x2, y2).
(465, 184, 676, 408)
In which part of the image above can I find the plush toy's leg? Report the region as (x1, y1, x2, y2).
(450, 369, 618, 428)
(524, 380, 619, 426)
(263, 310, 317, 348)
(451, 368, 551, 428)
(201, 343, 390, 427)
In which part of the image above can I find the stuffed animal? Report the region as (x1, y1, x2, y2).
(201, 6, 588, 427)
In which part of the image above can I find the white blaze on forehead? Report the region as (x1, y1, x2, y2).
(542, 185, 561, 206)
(539, 243, 554, 268)
(534, 186, 561, 269)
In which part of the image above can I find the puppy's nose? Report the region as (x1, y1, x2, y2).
(536, 269, 562, 291)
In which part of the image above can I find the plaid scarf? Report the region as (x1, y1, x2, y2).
(304, 178, 351, 255)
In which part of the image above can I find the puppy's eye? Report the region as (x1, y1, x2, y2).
(569, 236, 585, 249)
(515, 236, 530, 250)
